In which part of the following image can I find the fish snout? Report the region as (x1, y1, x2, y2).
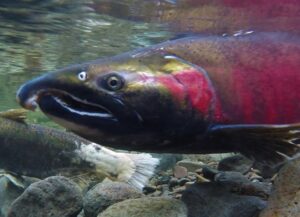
(16, 75, 51, 111)
(16, 82, 39, 111)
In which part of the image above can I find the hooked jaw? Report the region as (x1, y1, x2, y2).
(16, 76, 45, 111)
(16, 77, 117, 123)
(16, 91, 38, 111)
(15, 73, 148, 150)
(15, 73, 139, 134)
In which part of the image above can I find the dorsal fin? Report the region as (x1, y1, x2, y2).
(0, 109, 28, 123)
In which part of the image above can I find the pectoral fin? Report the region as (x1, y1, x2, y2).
(209, 124, 300, 165)
(0, 170, 25, 189)
(0, 109, 28, 123)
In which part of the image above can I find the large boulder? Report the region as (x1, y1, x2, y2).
(83, 181, 143, 217)
(259, 156, 300, 217)
(98, 197, 187, 217)
(182, 182, 266, 217)
(8, 176, 82, 217)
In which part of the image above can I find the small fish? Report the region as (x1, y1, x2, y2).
(17, 32, 300, 164)
(0, 109, 159, 189)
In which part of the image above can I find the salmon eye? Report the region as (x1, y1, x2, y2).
(106, 75, 123, 91)
(78, 71, 87, 81)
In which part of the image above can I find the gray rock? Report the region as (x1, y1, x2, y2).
(215, 171, 249, 185)
(83, 181, 143, 217)
(142, 185, 156, 194)
(152, 154, 183, 172)
(0, 174, 40, 217)
(253, 162, 278, 178)
(168, 177, 179, 188)
(218, 155, 253, 174)
(183, 154, 233, 164)
(178, 178, 190, 186)
(182, 182, 266, 217)
(176, 160, 205, 172)
(202, 166, 219, 180)
(155, 174, 171, 185)
(8, 176, 82, 217)
(215, 171, 271, 199)
(77, 210, 85, 217)
(98, 197, 187, 217)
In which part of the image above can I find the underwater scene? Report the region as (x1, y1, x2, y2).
(0, 0, 300, 216)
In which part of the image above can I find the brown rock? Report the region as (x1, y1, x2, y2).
(98, 197, 187, 217)
(259, 156, 300, 217)
(173, 166, 188, 179)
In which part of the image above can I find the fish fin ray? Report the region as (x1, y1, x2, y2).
(125, 153, 159, 190)
(0, 170, 25, 189)
(209, 123, 300, 165)
(0, 109, 28, 123)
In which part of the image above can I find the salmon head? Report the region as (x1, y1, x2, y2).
(17, 48, 217, 152)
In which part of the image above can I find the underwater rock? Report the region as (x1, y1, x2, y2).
(152, 154, 183, 172)
(201, 166, 219, 180)
(97, 197, 187, 217)
(252, 162, 278, 179)
(0, 173, 39, 217)
(8, 176, 82, 217)
(183, 154, 233, 165)
(218, 155, 253, 174)
(259, 156, 300, 217)
(173, 166, 188, 179)
(176, 160, 205, 172)
(182, 182, 266, 217)
(83, 181, 143, 217)
(215, 171, 271, 199)
(77, 210, 85, 217)
(155, 174, 171, 185)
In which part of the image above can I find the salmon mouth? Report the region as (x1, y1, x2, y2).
(36, 90, 118, 123)
(47, 91, 114, 119)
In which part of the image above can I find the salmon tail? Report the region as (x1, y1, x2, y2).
(209, 124, 300, 165)
(76, 143, 159, 190)
(125, 153, 160, 190)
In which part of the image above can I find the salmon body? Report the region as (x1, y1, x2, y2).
(17, 32, 300, 163)
(0, 110, 158, 189)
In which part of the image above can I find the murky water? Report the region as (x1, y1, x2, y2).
(1, 0, 299, 125)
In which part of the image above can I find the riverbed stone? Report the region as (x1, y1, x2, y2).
(173, 165, 188, 179)
(8, 176, 82, 217)
(259, 156, 300, 217)
(152, 154, 183, 172)
(83, 181, 143, 217)
(176, 160, 205, 172)
(98, 197, 187, 217)
(218, 155, 253, 174)
(215, 171, 271, 199)
(182, 182, 266, 217)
